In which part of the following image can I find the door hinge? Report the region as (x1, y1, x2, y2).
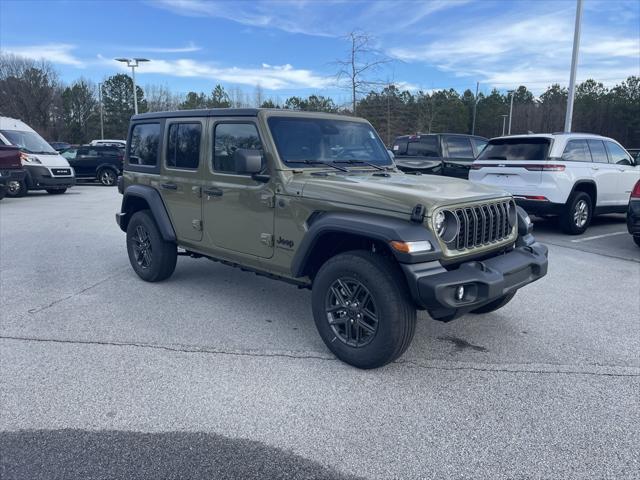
(261, 193, 275, 208)
(192, 219, 202, 231)
(260, 233, 274, 247)
(192, 186, 202, 198)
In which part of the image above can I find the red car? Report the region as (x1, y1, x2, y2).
(0, 145, 26, 200)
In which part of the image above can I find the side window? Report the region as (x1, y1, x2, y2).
(444, 136, 474, 158)
(406, 137, 439, 157)
(129, 123, 160, 166)
(393, 140, 408, 155)
(167, 123, 201, 170)
(561, 140, 591, 162)
(88, 149, 98, 157)
(587, 140, 608, 164)
(77, 148, 88, 156)
(605, 141, 633, 165)
(472, 138, 488, 156)
(213, 123, 262, 174)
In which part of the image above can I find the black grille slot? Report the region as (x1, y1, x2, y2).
(450, 200, 514, 251)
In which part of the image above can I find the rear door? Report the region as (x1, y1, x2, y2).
(604, 140, 640, 204)
(158, 119, 204, 243)
(584, 139, 617, 206)
(442, 135, 475, 178)
(72, 147, 98, 176)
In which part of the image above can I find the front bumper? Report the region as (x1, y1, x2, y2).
(0, 168, 26, 185)
(402, 242, 548, 321)
(24, 165, 75, 190)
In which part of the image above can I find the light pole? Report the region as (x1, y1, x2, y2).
(471, 81, 479, 135)
(564, 0, 583, 132)
(507, 90, 515, 135)
(115, 57, 149, 115)
(98, 82, 104, 140)
(501, 114, 508, 136)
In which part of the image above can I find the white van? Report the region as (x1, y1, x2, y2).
(0, 117, 75, 196)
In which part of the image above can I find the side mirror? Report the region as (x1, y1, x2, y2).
(387, 149, 395, 160)
(233, 149, 264, 174)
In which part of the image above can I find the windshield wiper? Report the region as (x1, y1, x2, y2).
(333, 159, 387, 171)
(297, 160, 349, 172)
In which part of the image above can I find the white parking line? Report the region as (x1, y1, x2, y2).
(571, 231, 627, 243)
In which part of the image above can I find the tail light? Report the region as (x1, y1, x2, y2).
(470, 163, 482, 170)
(631, 180, 640, 198)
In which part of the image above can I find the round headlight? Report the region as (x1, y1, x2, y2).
(434, 211, 445, 236)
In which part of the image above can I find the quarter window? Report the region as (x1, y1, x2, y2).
(444, 136, 474, 158)
(472, 138, 488, 156)
(605, 141, 633, 165)
(167, 123, 201, 169)
(587, 140, 608, 164)
(129, 123, 160, 166)
(561, 140, 591, 162)
(213, 123, 262, 173)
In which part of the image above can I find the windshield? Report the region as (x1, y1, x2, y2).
(478, 138, 550, 161)
(0, 129, 57, 154)
(268, 116, 392, 167)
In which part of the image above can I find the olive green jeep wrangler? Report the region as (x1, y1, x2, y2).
(116, 109, 548, 369)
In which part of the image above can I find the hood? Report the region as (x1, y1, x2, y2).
(299, 171, 511, 216)
(26, 153, 71, 168)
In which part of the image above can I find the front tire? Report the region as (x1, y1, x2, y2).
(126, 210, 177, 282)
(46, 188, 67, 194)
(311, 251, 416, 369)
(470, 292, 516, 314)
(561, 191, 592, 235)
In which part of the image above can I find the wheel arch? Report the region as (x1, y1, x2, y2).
(290, 211, 440, 279)
(570, 180, 597, 206)
(118, 185, 176, 242)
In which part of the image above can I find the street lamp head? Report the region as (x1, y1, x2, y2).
(133, 58, 150, 63)
(115, 58, 130, 63)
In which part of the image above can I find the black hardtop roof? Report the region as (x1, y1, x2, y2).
(132, 108, 261, 121)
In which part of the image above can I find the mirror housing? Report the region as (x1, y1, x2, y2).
(387, 149, 395, 160)
(233, 149, 264, 174)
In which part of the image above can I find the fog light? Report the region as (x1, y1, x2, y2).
(455, 285, 465, 301)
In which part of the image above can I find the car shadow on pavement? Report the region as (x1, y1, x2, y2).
(0, 429, 364, 480)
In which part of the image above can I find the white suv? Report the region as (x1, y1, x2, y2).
(469, 133, 639, 234)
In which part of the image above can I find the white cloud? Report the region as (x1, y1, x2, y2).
(130, 41, 202, 53)
(0, 43, 84, 67)
(107, 57, 332, 90)
(387, 10, 639, 92)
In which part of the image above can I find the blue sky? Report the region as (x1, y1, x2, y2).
(1, 0, 638, 104)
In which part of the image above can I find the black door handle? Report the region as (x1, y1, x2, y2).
(161, 183, 177, 190)
(203, 187, 223, 197)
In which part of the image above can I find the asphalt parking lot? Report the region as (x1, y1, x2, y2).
(1, 186, 639, 480)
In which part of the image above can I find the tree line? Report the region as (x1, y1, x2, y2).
(0, 53, 638, 148)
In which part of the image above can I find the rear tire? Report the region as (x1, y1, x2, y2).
(126, 210, 177, 282)
(97, 168, 117, 186)
(311, 250, 416, 369)
(46, 188, 67, 194)
(561, 191, 592, 235)
(470, 292, 516, 314)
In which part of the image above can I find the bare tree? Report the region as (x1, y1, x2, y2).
(145, 84, 181, 112)
(335, 31, 393, 115)
(253, 83, 264, 107)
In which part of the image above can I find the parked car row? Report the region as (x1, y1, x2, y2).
(0, 116, 126, 198)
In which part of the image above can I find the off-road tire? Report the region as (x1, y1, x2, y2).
(311, 250, 416, 369)
(7, 179, 27, 197)
(46, 188, 67, 194)
(634, 236, 640, 248)
(560, 191, 592, 235)
(470, 292, 516, 314)
(126, 210, 177, 282)
(97, 168, 117, 186)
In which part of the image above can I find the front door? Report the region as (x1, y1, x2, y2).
(157, 119, 204, 242)
(202, 119, 274, 258)
(604, 140, 640, 205)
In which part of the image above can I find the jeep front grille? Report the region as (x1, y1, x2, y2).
(451, 200, 515, 251)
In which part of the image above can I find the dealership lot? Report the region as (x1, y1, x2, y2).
(1, 186, 639, 479)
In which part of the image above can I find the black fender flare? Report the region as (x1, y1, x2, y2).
(568, 180, 597, 205)
(119, 184, 176, 241)
(290, 211, 441, 278)
(96, 163, 120, 175)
